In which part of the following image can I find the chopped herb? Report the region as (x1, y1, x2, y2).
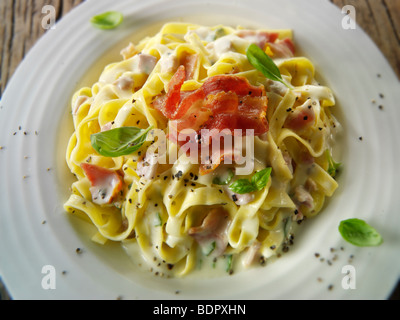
(225, 254, 233, 273)
(325, 149, 341, 178)
(212, 168, 234, 185)
(205, 241, 216, 256)
(214, 27, 226, 40)
(154, 213, 163, 227)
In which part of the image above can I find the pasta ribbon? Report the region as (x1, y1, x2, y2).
(64, 22, 340, 277)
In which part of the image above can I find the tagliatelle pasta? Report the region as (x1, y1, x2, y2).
(64, 22, 340, 277)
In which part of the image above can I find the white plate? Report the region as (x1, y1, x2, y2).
(1, 0, 399, 300)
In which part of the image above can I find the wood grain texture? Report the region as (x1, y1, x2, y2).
(0, 0, 84, 96)
(331, 0, 400, 79)
(0, 0, 399, 300)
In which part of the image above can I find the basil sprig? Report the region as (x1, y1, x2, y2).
(91, 126, 152, 157)
(338, 218, 383, 247)
(246, 43, 292, 89)
(229, 167, 272, 194)
(90, 11, 123, 30)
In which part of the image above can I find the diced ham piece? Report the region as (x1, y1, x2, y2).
(222, 185, 255, 206)
(242, 241, 261, 267)
(113, 75, 134, 91)
(267, 38, 295, 58)
(135, 53, 157, 75)
(285, 102, 315, 132)
(282, 151, 294, 174)
(81, 163, 123, 205)
(237, 30, 279, 50)
(120, 42, 138, 60)
(72, 95, 89, 115)
(188, 208, 230, 257)
(293, 185, 314, 210)
(101, 121, 113, 132)
(155, 65, 186, 119)
(135, 153, 159, 180)
(180, 52, 198, 80)
(159, 53, 179, 74)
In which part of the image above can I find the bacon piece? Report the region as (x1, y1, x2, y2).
(285, 102, 315, 132)
(188, 208, 230, 257)
(201, 95, 268, 136)
(136, 153, 159, 180)
(81, 163, 123, 205)
(154, 73, 269, 174)
(267, 38, 295, 58)
(242, 240, 262, 267)
(169, 75, 264, 120)
(72, 95, 89, 115)
(159, 53, 179, 74)
(120, 42, 138, 60)
(172, 87, 205, 120)
(204, 91, 239, 114)
(136, 53, 157, 74)
(154, 65, 186, 119)
(201, 75, 265, 97)
(180, 52, 199, 80)
(101, 121, 113, 132)
(199, 145, 241, 176)
(293, 185, 314, 210)
(113, 75, 134, 91)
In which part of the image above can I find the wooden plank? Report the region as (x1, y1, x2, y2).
(0, 0, 85, 95)
(0, 0, 15, 96)
(332, 0, 400, 79)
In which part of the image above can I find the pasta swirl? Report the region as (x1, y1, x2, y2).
(64, 22, 340, 277)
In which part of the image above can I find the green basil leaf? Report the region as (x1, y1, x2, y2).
(246, 43, 292, 89)
(90, 11, 123, 30)
(91, 126, 152, 157)
(338, 218, 383, 247)
(212, 168, 234, 185)
(325, 149, 341, 178)
(251, 167, 272, 191)
(229, 179, 257, 194)
(228, 167, 272, 194)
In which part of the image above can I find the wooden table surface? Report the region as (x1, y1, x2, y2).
(0, 0, 399, 300)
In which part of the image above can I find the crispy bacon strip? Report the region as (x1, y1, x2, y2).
(154, 68, 269, 174)
(155, 65, 186, 119)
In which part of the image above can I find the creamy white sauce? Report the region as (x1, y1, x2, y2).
(159, 52, 179, 74)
